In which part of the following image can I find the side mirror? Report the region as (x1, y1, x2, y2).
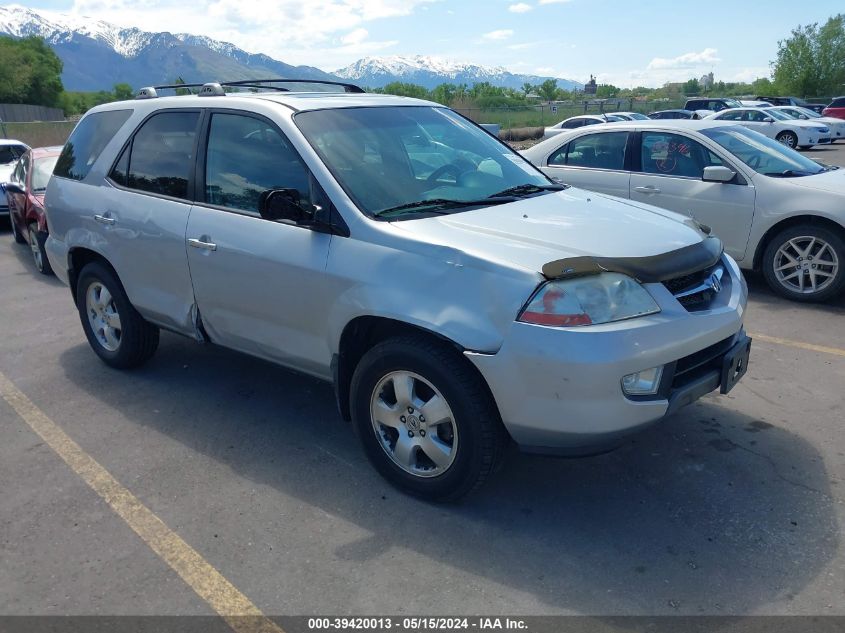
(798, 114, 808, 120)
(762, 117, 774, 123)
(702, 166, 736, 183)
(2, 182, 23, 195)
(258, 188, 315, 225)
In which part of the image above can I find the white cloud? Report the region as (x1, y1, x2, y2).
(69, 0, 435, 68)
(341, 27, 369, 45)
(538, 0, 574, 4)
(482, 29, 514, 40)
(647, 48, 721, 70)
(508, 3, 532, 12)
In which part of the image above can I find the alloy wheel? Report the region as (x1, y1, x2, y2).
(85, 282, 123, 351)
(773, 235, 839, 295)
(28, 226, 43, 272)
(370, 371, 458, 478)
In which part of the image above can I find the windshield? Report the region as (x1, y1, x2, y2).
(724, 98, 742, 108)
(794, 107, 821, 119)
(765, 109, 792, 121)
(626, 113, 649, 120)
(702, 126, 825, 177)
(294, 106, 551, 217)
(32, 155, 59, 191)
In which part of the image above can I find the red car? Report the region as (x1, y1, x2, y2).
(4, 146, 62, 275)
(822, 96, 845, 120)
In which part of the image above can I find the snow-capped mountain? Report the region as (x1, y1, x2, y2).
(0, 5, 583, 93)
(335, 56, 582, 91)
(0, 4, 335, 91)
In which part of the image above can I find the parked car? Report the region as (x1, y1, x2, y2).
(44, 80, 750, 500)
(757, 96, 826, 114)
(822, 97, 845, 120)
(683, 97, 742, 113)
(608, 111, 650, 121)
(4, 146, 62, 274)
(648, 109, 699, 120)
(768, 105, 845, 142)
(0, 139, 29, 219)
(522, 119, 845, 302)
(705, 107, 830, 149)
(543, 114, 624, 138)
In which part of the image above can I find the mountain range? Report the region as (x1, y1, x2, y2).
(0, 4, 582, 93)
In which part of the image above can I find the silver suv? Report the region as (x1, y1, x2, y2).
(45, 79, 751, 500)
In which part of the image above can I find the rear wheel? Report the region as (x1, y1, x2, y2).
(762, 225, 845, 302)
(76, 261, 160, 368)
(350, 335, 506, 501)
(776, 131, 798, 149)
(28, 223, 53, 275)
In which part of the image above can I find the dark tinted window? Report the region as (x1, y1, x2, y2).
(204, 113, 311, 213)
(563, 119, 585, 129)
(109, 145, 130, 186)
(0, 144, 26, 165)
(125, 111, 199, 199)
(640, 132, 723, 179)
(747, 110, 771, 122)
(715, 110, 745, 121)
(54, 110, 132, 181)
(829, 98, 845, 108)
(549, 132, 628, 170)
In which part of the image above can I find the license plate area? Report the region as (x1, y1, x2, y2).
(720, 336, 751, 394)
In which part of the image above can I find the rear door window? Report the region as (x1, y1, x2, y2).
(640, 132, 724, 179)
(111, 111, 200, 199)
(549, 132, 629, 170)
(54, 109, 132, 181)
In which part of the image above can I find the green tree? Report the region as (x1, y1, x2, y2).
(521, 82, 534, 96)
(0, 35, 64, 106)
(113, 83, 134, 101)
(537, 79, 558, 101)
(683, 78, 700, 96)
(380, 81, 429, 99)
(772, 15, 845, 96)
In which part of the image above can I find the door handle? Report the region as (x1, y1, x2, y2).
(93, 214, 116, 225)
(187, 238, 217, 251)
(634, 186, 661, 194)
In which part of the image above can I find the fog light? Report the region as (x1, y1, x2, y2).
(621, 366, 664, 396)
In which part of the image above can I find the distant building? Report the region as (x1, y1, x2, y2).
(584, 75, 597, 95)
(700, 72, 714, 91)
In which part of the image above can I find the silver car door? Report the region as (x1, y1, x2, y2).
(185, 111, 336, 378)
(539, 130, 631, 198)
(103, 110, 201, 333)
(630, 130, 755, 262)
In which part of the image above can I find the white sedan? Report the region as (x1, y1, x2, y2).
(704, 107, 830, 149)
(543, 114, 624, 139)
(521, 119, 845, 302)
(768, 105, 845, 142)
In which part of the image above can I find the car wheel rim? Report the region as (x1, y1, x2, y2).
(774, 236, 839, 294)
(779, 134, 796, 148)
(85, 282, 123, 351)
(370, 370, 458, 478)
(28, 227, 42, 271)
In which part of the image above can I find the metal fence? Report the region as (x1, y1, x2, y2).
(1, 121, 76, 148)
(0, 104, 65, 123)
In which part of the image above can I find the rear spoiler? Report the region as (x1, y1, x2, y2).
(542, 236, 724, 283)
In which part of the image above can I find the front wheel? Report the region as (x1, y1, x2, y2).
(350, 336, 506, 501)
(776, 131, 798, 149)
(76, 261, 160, 368)
(762, 225, 845, 302)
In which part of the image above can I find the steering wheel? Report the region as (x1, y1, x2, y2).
(426, 163, 465, 184)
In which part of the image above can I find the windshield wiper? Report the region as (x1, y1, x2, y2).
(487, 183, 567, 199)
(373, 197, 517, 217)
(763, 169, 819, 178)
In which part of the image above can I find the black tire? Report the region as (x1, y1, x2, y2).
(776, 131, 798, 149)
(10, 214, 26, 244)
(76, 261, 160, 368)
(762, 224, 845, 302)
(350, 335, 506, 501)
(28, 223, 53, 276)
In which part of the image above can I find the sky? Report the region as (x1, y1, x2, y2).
(19, 0, 845, 87)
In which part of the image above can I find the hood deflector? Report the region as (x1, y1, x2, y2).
(542, 236, 724, 283)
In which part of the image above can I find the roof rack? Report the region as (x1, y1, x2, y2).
(135, 78, 365, 99)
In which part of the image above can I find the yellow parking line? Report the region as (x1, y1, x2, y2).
(749, 333, 845, 358)
(0, 372, 284, 633)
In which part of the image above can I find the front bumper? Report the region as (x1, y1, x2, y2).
(466, 256, 748, 454)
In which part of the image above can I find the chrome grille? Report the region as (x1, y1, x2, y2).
(663, 263, 725, 311)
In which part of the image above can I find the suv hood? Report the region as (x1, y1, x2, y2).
(392, 188, 708, 276)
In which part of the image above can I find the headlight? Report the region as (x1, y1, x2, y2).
(518, 273, 660, 327)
